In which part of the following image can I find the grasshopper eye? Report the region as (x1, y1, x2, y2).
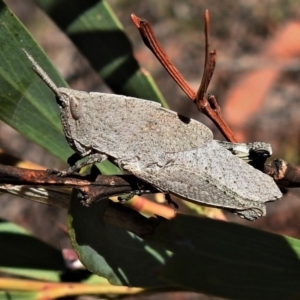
(69, 95, 82, 120)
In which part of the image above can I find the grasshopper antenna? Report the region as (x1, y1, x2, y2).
(22, 49, 61, 97)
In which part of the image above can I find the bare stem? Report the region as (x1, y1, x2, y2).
(131, 11, 237, 142)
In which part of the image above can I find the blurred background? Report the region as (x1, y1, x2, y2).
(1, 0, 300, 282)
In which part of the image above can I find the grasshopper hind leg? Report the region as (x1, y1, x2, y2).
(233, 203, 266, 221)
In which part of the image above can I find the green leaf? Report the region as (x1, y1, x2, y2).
(82, 274, 111, 285)
(34, 0, 168, 106)
(0, 292, 38, 300)
(155, 215, 300, 300)
(67, 189, 171, 287)
(0, 219, 66, 281)
(0, 1, 71, 161)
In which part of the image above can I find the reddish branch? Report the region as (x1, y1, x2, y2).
(131, 11, 237, 142)
(0, 164, 163, 236)
(0, 164, 158, 205)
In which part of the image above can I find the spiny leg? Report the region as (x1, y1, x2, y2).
(48, 153, 107, 176)
(117, 190, 143, 203)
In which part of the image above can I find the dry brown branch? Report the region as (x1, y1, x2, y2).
(266, 159, 300, 188)
(0, 164, 159, 204)
(0, 163, 164, 237)
(131, 11, 237, 142)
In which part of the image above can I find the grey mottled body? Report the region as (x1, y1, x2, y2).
(24, 51, 282, 220)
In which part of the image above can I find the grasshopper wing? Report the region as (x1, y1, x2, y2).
(90, 94, 213, 157)
(123, 140, 282, 220)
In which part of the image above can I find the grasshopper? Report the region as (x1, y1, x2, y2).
(24, 50, 282, 220)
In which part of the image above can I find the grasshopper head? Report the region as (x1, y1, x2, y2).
(23, 50, 89, 154)
(23, 50, 87, 122)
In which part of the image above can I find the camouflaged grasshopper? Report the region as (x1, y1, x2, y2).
(24, 50, 282, 220)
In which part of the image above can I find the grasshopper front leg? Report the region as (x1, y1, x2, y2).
(48, 152, 108, 176)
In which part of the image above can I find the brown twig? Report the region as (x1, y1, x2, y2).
(0, 164, 158, 205)
(265, 159, 300, 188)
(0, 164, 164, 237)
(131, 11, 237, 142)
(131, 14, 195, 99)
(197, 10, 215, 102)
